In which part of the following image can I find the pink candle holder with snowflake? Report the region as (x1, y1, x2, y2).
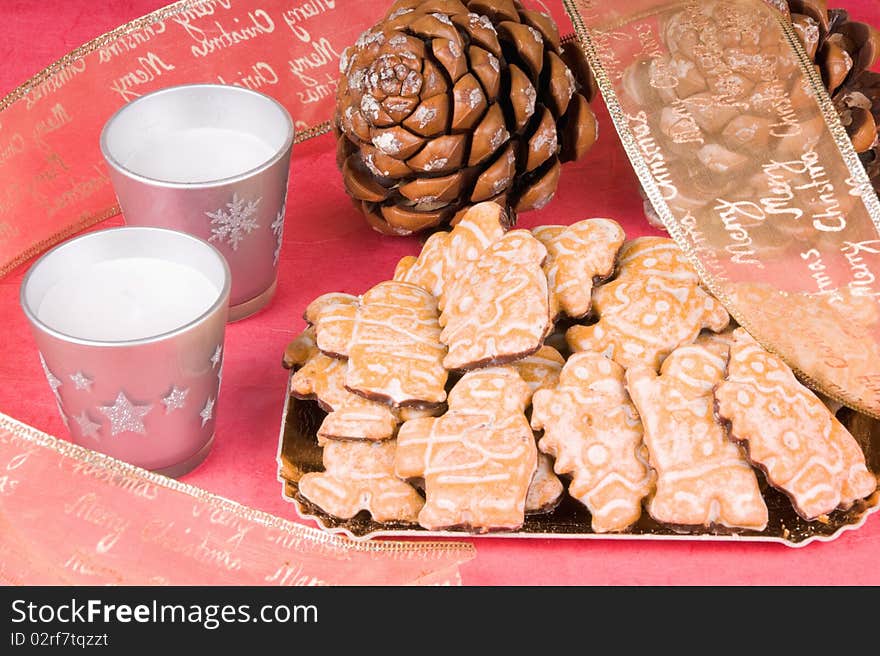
(20, 227, 231, 476)
(100, 84, 294, 321)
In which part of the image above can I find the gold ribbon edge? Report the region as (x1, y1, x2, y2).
(0, 0, 332, 144)
(0, 410, 475, 557)
(0, 1, 332, 279)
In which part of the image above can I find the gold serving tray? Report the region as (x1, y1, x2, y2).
(277, 374, 880, 545)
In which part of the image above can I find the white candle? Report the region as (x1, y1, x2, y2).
(37, 257, 219, 341)
(124, 127, 275, 183)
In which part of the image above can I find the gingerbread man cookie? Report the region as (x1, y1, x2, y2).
(283, 326, 319, 369)
(567, 237, 729, 370)
(694, 326, 737, 360)
(291, 346, 398, 444)
(304, 292, 358, 326)
(509, 345, 566, 514)
(440, 230, 550, 370)
(511, 345, 566, 395)
(526, 452, 565, 514)
(533, 218, 625, 320)
(395, 367, 537, 532)
(626, 344, 768, 530)
(394, 201, 507, 301)
(715, 329, 876, 520)
(313, 280, 448, 406)
(298, 440, 424, 523)
(531, 352, 654, 533)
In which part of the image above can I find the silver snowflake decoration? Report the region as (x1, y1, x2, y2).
(39, 352, 62, 397)
(271, 203, 285, 266)
(200, 396, 215, 428)
(69, 371, 93, 391)
(210, 344, 223, 369)
(99, 392, 152, 436)
(74, 410, 101, 439)
(161, 386, 189, 414)
(206, 192, 261, 251)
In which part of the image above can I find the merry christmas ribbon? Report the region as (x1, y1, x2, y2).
(0, 0, 376, 277)
(564, 0, 880, 418)
(0, 412, 474, 585)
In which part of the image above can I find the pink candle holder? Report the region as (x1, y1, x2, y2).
(20, 227, 231, 477)
(100, 84, 294, 321)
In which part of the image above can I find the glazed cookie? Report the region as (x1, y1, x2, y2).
(509, 346, 566, 514)
(394, 201, 507, 300)
(626, 344, 769, 531)
(567, 237, 730, 370)
(526, 452, 565, 514)
(531, 352, 654, 533)
(509, 345, 566, 514)
(715, 329, 876, 520)
(291, 348, 398, 444)
(511, 345, 566, 395)
(694, 326, 737, 360)
(298, 440, 424, 523)
(283, 326, 319, 369)
(440, 230, 550, 370)
(395, 367, 538, 532)
(313, 280, 448, 406)
(303, 292, 358, 326)
(533, 218, 625, 320)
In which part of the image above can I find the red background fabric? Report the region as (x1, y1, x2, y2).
(2, 0, 880, 585)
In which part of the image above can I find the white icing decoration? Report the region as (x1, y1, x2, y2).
(423, 157, 448, 171)
(372, 132, 402, 155)
(388, 7, 414, 19)
(468, 13, 496, 33)
(467, 87, 483, 109)
(414, 105, 438, 128)
(524, 85, 536, 116)
(360, 94, 380, 121)
(527, 26, 543, 44)
(490, 127, 509, 150)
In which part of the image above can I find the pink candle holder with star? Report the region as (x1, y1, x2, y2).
(20, 227, 231, 477)
(100, 84, 294, 322)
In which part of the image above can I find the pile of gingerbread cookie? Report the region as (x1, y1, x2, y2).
(283, 202, 877, 534)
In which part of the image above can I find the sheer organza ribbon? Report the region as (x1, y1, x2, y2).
(0, 412, 474, 585)
(564, 0, 880, 417)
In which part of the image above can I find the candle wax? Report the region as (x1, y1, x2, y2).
(124, 127, 275, 183)
(37, 257, 219, 341)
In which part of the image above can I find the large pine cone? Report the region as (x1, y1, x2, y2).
(779, 1, 880, 191)
(335, 0, 598, 235)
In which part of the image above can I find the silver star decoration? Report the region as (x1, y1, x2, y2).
(200, 396, 215, 428)
(69, 371, 93, 391)
(206, 192, 261, 251)
(39, 352, 62, 397)
(210, 344, 222, 369)
(271, 203, 285, 266)
(98, 392, 152, 436)
(161, 386, 189, 414)
(74, 410, 101, 439)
